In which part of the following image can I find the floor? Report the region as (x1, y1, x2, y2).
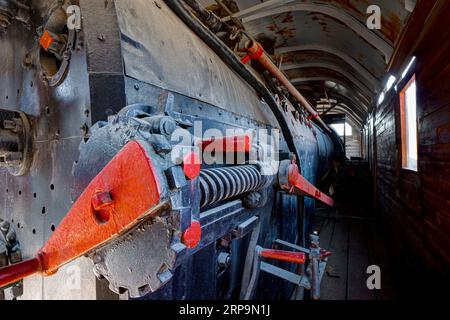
(315, 206, 400, 300)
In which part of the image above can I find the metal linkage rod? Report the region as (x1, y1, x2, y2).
(243, 40, 331, 133)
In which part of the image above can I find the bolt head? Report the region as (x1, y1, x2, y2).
(91, 191, 113, 211)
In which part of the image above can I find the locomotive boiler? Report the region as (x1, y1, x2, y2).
(0, 0, 343, 300)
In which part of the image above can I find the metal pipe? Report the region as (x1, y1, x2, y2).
(184, 0, 232, 33)
(309, 233, 321, 300)
(260, 249, 306, 264)
(0, 257, 42, 288)
(244, 40, 331, 133)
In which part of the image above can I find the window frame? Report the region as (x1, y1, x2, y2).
(399, 74, 419, 172)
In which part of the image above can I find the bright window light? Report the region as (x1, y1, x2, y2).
(400, 75, 418, 171)
(377, 92, 385, 105)
(386, 75, 396, 91)
(331, 123, 353, 137)
(401, 56, 416, 80)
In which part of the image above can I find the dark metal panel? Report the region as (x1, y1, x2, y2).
(79, 0, 126, 122)
(115, 0, 274, 125)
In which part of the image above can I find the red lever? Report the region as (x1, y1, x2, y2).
(260, 249, 306, 264)
(320, 250, 332, 259)
(0, 141, 163, 288)
(198, 134, 252, 154)
(287, 164, 338, 207)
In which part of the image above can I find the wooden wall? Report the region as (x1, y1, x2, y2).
(366, 0, 450, 283)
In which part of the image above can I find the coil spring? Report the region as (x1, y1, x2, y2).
(199, 165, 266, 208)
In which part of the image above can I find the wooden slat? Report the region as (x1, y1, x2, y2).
(320, 217, 349, 300)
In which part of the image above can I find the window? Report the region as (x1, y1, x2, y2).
(331, 122, 352, 137)
(400, 75, 418, 171)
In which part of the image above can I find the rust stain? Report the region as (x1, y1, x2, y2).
(308, 12, 347, 28)
(319, 21, 329, 32)
(330, 0, 369, 19)
(274, 12, 294, 24)
(281, 53, 295, 64)
(382, 13, 402, 44)
(308, 2, 401, 44)
(332, 1, 402, 43)
(266, 25, 296, 39)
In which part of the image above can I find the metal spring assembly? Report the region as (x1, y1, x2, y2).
(200, 165, 270, 208)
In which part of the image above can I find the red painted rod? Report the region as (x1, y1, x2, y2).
(243, 40, 331, 133)
(288, 164, 338, 208)
(198, 134, 252, 153)
(0, 257, 42, 288)
(260, 249, 306, 264)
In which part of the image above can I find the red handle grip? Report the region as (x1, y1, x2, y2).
(260, 249, 306, 264)
(0, 257, 42, 288)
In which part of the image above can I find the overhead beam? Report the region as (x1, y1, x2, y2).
(320, 103, 340, 116)
(227, 0, 393, 62)
(290, 76, 373, 101)
(275, 44, 379, 87)
(300, 82, 370, 114)
(323, 92, 368, 122)
(322, 101, 365, 120)
(294, 78, 371, 107)
(321, 105, 364, 127)
(282, 62, 375, 93)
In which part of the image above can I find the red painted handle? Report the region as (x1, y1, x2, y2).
(0, 257, 42, 288)
(288, 164, 338, 207)
(199, 134, 252, 154)
(260, 249, 306, 264)
(241, 55, 251, 64)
